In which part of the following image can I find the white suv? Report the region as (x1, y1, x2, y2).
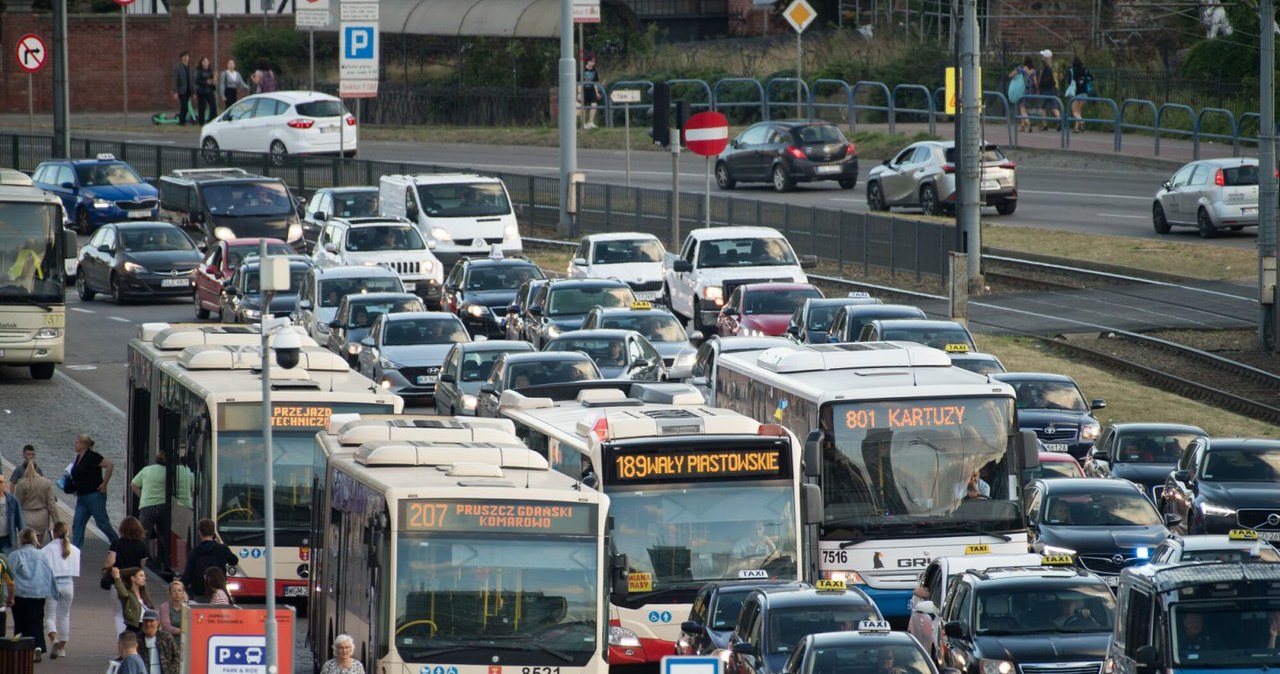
(312, 216, 443, 307)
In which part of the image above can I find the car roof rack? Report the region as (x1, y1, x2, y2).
(170, 168, 251, 178)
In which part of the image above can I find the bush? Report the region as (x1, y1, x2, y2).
(232, 27, 309, 77)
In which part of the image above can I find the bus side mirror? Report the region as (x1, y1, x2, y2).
(610, 554, 629, 603)
(63, 228, 78, 259)
(1021, 430, 1040, 470)
(801, 483, 823, 525)
(803, 429, 823, 478)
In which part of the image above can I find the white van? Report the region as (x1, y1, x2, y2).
(379, 173, 522, 266)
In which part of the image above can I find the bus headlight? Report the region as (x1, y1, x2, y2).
(504, 223, 519, 239)
(608, 624, 641, 647)
(35, 328, 62, 339)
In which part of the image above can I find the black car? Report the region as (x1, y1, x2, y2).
(301, 185, 379, 254)
(476, 351, 602, 417)
(1083, 423, 1207, 503)
(678, 580, 809, 657)
(726, 583, 882, 674)
(1160, 437, 1280, 537)
(785, 296, 879, 344)
(825, 304, 927, 344)
(780, 625, 940, 674)
(219, 255, 313, 323)
(76, 222, 203, 304)
(937, 564, 1115, 674)
(1024, 477, 1172, 586)
(993, 373, 1106, 461)
(442, 253, 545, 339)
(522, 278, 636, 349)
(327, 291, 425, 366)
(715, 120, 859, 193)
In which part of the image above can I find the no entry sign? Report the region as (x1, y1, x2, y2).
(682, 111, 729, 157)
(16, 34, 46, 74)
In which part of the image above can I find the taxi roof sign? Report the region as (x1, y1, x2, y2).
(944, 343, 970, 353)
(630, 300, 654, 310)
(489, 244, 505, 260)
(965, 544, 991, 555)
(96, 153, 116, 161)
(847, 291, 871, 298)
(857, 620, 891, 633)
(1229, 529, 1259, 541)
(1041, 554, 1074, 566)
(815, 579, 846, 592)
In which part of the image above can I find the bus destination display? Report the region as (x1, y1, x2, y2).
(607, 443, 790, 483)
(219, 403, 393, 432)
(398, 499, 595, 535)
(841, 399, 999, 431)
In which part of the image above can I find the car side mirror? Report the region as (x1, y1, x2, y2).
(529, 305, 543, 316)
(440, 372, 456, 384)
(223, 286, 238, 296)
(314, 211, 328, 222)
(721, 307, 738, 317)
(786, 325, 800, 336)
(689, 376, 708, 387)
(360, 337, 374, 347)
(1135, 645, 1159, 667)
(688, 330, 704, 345)
(681, 620, 704, 635)
(1163, 512, 1183, 527)
(913, 600, 938, 616)
(730, 139, 740, 149)
(1092, 452, 1110, 463)
(881, 159, 891, 166)
(672, 259, 693, 273)
(1161, 180, 1172, 191)
(205, 264, 219, 275)
(799, 254, 818, 269)
(97, 244, 112, 253)
(297, 299, 313, 311)
(943, 620, 966, 639)
(191, 212, 205, 224)
(324, 243, 337, 254)
(329, 320, 343, 330)
(61, 181, 76, 190)
(1090, 399, 1107, 410)
(406, 206, 419, 221)
(1174, 469, 1190, 483)
(731, 642, 755, 656)
(480, 383, 496, 395)
(610, 553, 629, 603)
(571, 257, 587, 267)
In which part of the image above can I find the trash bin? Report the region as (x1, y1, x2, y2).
(0, 636, 36, 674)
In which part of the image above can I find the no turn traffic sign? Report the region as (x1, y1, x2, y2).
(16, 34, 46, 74)
(682, 111, 730, 157)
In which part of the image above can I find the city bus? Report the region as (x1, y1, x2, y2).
(498, 383, 818, 666)
(712, 342, 1039, 620)
(139, 340, 401, 597)
(309, 414, 614, 674)
(0, 169, 75, 380)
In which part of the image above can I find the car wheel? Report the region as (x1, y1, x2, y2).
(919, 184, 940, 216)
(838, 177, 856, 190)
(771, 164, 794, 193)
(1152, 202, 1171, 234)
(995, 199, 1017, 215)
(867, 181, 888, 211)
(715, 162, 736, 190)
(76, 208, 93, 235)
(1197, 208, 1218, 238)
(110, 273, 127, 305)
(201, 137, 220, 164)
(270, 140, 288, 167)
(30, 363, 55, 380)
(76, 271, 96, 301)
(194, 290, 210, 319)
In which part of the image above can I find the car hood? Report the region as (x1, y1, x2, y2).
(651, 341, 694, 359)
(382, 343, 455, 366)
(121, 250, 203, 270)
(1016, 409, 1095, 428)
(588, 261, 663, 283)
(84, 182, 159, 202)
(465, 289, 518, 308)
(210, 214, 296, 239)
(1199, 481, 1280, 509)
(547, 315, 588, 330)
(973, 633, 1110, 663)
(1111, 464, 1175, 486)
(238, 293, 300, 312)
(1039, 524, 1169, 553)
(740, 314, 792, 336)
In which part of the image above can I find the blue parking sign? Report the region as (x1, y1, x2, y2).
(340, 21, 379, 80)
(344, 25, 374, 59)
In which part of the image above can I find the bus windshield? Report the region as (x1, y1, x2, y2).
(394, 533, 599, 666)
(215, 431, 316, 540)
(824, 396, 1020, 533)
(0, 202, 64, 302)
(1171, 599, 1280, 667)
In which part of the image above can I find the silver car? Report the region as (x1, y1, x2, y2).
(357, 311, 470, 404)
(866, 140, 1018, 216)
(1152, 158, 1258, 238)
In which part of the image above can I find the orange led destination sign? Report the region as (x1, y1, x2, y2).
(398, 499, 595, 535)
(606, 442, 790, 484)
(271, 405, 333, 428)
(845, 404, 971, 430)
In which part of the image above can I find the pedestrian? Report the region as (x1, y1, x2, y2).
(115, 630, 148, 674)
(321, 634, 366, 674)
(180, 518, 236, 600)
(1008, 56, 1037, 133)
(205, 566, 233, 605)
(158, 580, 187, 637)
(173, 51, 193, 126)
(251, 58, 278, 94)
(194, 56, 218, 125)
(219, 58, 247, 108)
(580, 53, 600, 130)
(9, 445, 43, 487)
(111, 566, 155, 636)
(0, 473, 23, 553)
(130, 453, 168, 565)
(137, 608, 181, 674)
(1066, 56, 1093, 133)
(1036, 48, 1060, 131)
(0, 550, 15, 636)
(9, 529, 57, 661)
(41, 521, 78, 660)
(13, 458, 58, 544)
(67, 432, 117, 548)
(104, 516, 149, 636)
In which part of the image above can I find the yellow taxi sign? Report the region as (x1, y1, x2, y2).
(630, 301, 654, 310)
(815, 579, 846, 592)
(1041, 554, 1074, 566)
(965, 544, 991, 555)
(944, 343, 970, 353)
(857, 620, 892, 633)
(1229, 529, 1259, 541)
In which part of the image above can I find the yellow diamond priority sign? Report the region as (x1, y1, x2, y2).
(783, 0, 817, 33)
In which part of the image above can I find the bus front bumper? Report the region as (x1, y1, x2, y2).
(609, 637, 675, 666)
(0, 339, 64, 365)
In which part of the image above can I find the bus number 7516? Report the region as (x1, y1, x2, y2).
(822, 550, 848, 565)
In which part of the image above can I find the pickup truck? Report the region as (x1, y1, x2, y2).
(662, 226, 814, 332)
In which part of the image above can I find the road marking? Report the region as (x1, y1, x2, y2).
(54, 370, 125, 418)
(108, 316, 131, 323)
(70, 307, 95, 314)
(1096, 213, 1146, 219)
(1020, 189, 1149, 201)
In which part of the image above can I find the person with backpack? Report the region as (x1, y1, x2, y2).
(1035, 49, 1060, 131)
(1007, 56, 1038, 133)
(180, 518, 236, 600)
(1066, 56, 1094, 133)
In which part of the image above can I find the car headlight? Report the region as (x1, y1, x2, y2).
(123, 261, 146, 273)
(465, 305, 488, 318)
(214, 226, 235, 240)
(979, 659, 1016, 674)
(92, 198, 112, 210)
(674, 351, 696, 368)
(462, 394, 478, 410)
(1080, 421, 1101, 441)
(822, 570, 865, 585)
(1041, 544, 1078, 557)
(1199, 501, 1236, 517)
(608, 624, 641, 647)
(287, 223, 303, 243)
(545, 325, 561, 339)
(315, 321, 330, 334)
(347, 342, 361, 355)
(242, 308, 262, 320)
(702, 286, 724, 305)
(379, 357, 400, 370)
(504, 223, 519, 239)
(35, 328, 62, 339)
(430, 227, 453, 241)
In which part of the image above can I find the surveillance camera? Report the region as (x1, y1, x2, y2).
(273, 330, 304, 370)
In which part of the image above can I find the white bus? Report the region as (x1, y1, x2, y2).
(309, 414, 613, 674)
(713, 342, 1038, 621)
(131, 337, 401, 597)
(499, 384, 818, 666)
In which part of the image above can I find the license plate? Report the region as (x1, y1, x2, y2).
(982, 180, 1000, 190)
(816, 164, 841, 174)
(127, 210, 151, 218)
(1257, 531, 1280, 541)
(284, 585, 307, 597)
(402, 281, 416, 291)
(161, 278, 189, 287)
(416, 375, 438, 385)
(1103, 575, 1120, 587)
(1241, 207, 1257, 214)
(319, 126, 338, 134)
(1043, 443, 1069, 452)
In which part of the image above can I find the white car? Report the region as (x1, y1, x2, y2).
(567, 232, 667, 302)
(199, 91, 357, 165)
(312, 216, 444, 308)
(1152, 157, 1259, 238)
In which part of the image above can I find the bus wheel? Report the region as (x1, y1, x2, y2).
(30, 363, 54, 380)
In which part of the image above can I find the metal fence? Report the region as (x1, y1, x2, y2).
(0, 132, 956, 283)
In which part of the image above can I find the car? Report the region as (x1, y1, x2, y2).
(379, 173, 522, 266)
(786, 295, 879, 344)
(866, 140, 1017, 216)
(581, 303, 700, 380)
(356, 312, 470, 403)
(1149, 530, 1280, 565)
(1159, 437, 1280, 537)
(433, 340, 535, 416)
(218, 255, 313, 323)
(542, 329, 667, 381)
(291, 264, 405, 347)
(1083, 423, 1207, 503)
(677, 580, 810, 658)
(781, 622, 941, 674)
(300, 186, 379, 254)
(33, 154, 158, 234)
(311, 216, 444, 308)
(717, 283, 824, 337)
(522, 278, 636, 349)
(856, 319, 978, 353)
(948, 351, 1006, 375)
(326, 292, 425, 366)
(505, 278, 550, 342)
(992, 373, 1106, 461)
(567, 232, 668, 302)
(1024, 477, 1172, 585)
(199, 91, 356, 164)
(75, 222, 203, 305)
(907, 551, 1043, 660)
(936, 562, 1115, 674)
(192, 237, 293, 319)
(689, 335, 795, 405)
(475, 351, 602, 417)
(442, 250, 545, 339)
(1035, 450, 1085, 479)
(825, 304, 927, 344)
(725, 582, 882, 674)
(714, 120, 859, 193)
(157, 168, 305, 250)
(1152, 157, 1258, 237)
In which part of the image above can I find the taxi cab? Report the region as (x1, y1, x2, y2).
(908, 548, 1043, 659)
(727, 580, 883, 674)
(781, 621, 952, 674)
(678, 580, 810, 659)
(1149, 529, 1280, 565)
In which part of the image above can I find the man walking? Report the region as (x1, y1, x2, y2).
(180, 519, 236, 599)
(173, 51, 193, 126)
(68, 433, 117, 548)
(9, 445, 42, 487)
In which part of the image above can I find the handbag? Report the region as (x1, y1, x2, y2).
(1065, 80, 1077, 98)
(1007, 74, 1025, 104)
(58, 461, 75, 495)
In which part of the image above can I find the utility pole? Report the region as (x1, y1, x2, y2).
(557, 0, 577, 235)
(52, 0, 70, 157)
(958, 0, 982, 286)
(1261, 0, 1278, 351)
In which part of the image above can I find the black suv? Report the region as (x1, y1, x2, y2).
(677, 580, 809, 656)
(523, 278, 636, 349)
(442, 253, 545, 339)
(1160, 437, 1280, 537)
(158, 167, 304, 251)
(726, 584, 882, 674)
(715, 120, 859, 193)
(937, 563, 1115, 674)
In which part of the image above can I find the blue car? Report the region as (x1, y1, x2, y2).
(34, 154, 159, 234)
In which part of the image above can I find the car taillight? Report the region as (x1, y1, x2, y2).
(1214, 169, 1225, 187)
(287, 118, 316, 129)
(786, 146, 807, 160)
(942, 164, 955, 174)
(846, 143, 857, 156)
(345, 115, 357, 126)
(999, 162, 1016, 169)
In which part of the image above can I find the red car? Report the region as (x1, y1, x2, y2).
(1038, 450, 1085, 479)
(717, 282, 823, 337)
(193, 237, 294, 319)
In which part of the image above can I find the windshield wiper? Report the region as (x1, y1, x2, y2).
(485, 638, 575, 663)
(407, 646, 475, 658)
(0, 292, 53, 311)
(922, 524, 1013, 542)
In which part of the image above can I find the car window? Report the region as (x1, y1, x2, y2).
(892, 147, 915, 166)
(224, 98, 256, 121)
(466, 265, 541, 291)
(255, 98, 287, 117)
(416, 182, 511, 218)
(295, 100, 347, 117)
(912, 146, 934, 164)
(1114, 433, 1197, 464)
(1201, 446, 1280, 482)
(764, 606, 878, 653)
(1011, 380, 1088, 411)
(1221, 164, 1258, 186)
(333, 192, 378, 218)
(601, 314, 685, 342)
(119, 227, 194, 252)
(77, 163, 144, 187)
(591, 238, 663, 264)
(383, 318, 469, 346)
(547, 286, 633, 316)
(1188, 164, 1210, 186)
(461, 349, 513, 383)
(56, 166, 75, 186)
(796, 124, 845, 144)
(1170, 164, 1195, 188)
(739, 125, 769, 146)
(696, 237, 798, 268)
(346, 225, 425, 252)
(975, 584, 1114, 634)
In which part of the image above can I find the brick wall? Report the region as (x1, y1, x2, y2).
(1, 9, 293, 113)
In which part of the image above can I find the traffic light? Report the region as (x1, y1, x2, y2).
(673, 100, 691, 147)
(648, 81, 670, 147)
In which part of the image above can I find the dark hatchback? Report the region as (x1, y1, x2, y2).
(1083, 423, 1207, 503)
(824, 303, 926, 344)
(993, 373, 1106, 461)
(786, 296, 879, 344)
(442, 255, 545, 339)
(677, 580, 810, 657)
(715, 121, 859, 193)
(76, 222, 203, 304)
(1160, 437, 1280, 537)
(726, 585, 882, 674)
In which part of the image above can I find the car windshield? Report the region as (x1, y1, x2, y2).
(1113, 433, 1199, 463)
(294, 100, 347, 118)
(241, 267, 307, 295)
(600, 314, 686, 343)
(811, 644, 934, 674)
(417, 182, 511, 218)
(794, 124, 846, 144)
(1200, 447, 1280, 482)
(343, 299, 424, 328)
(975, 584, 1114, 635)
(1171, 600, 1280, 667)
(345, 225, 425, 252)
(697, 237, 798, 268)
(743, 288, 822, 316)
(1009, 380, 1088, 412)
(318, 277, 404, 308)
(503, 359, 600, 388)
(459, 349, 525, 386)
(1038, 460, 1081, 479)
(76, 162, 144, 186)
(806, 306, 839, 331)
(952, 357, 1004, 375)
(1220, 164, 1259, 187)
(331, 192, 379, 218)
(119, 227, 194, 252)
(592, 239, 663, 264)
(710, 590, 753, 630)
(547, 286, 634, 316)
(383, 318, 468, 346)
(227, 242, 293, 267)
(204, 182, 295, 217)
(1181, 546, 1280, 563)
(545, 338, 629, 368)
(466, 265, 543, 291)
(882, 326, 975, 351)
(1043, 492, 1162, 526)
(764, 606, 878, 654)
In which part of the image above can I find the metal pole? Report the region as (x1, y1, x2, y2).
(213, 0, 218, 86)
(122, 6, 129, 126)
(258, 238, 279, 674)
(309, 29, 315, 90)
(1261, 0, 1278, 350)
(959, 0, 982, 284)
(52, 0, 70, 157)
(27, 74, 33, 134)
(625, 105, 632, 187)
(704, 156, 711, 228)
(671, 141, 681, 247)
(558, 0, 577, 232)
(796, 33, 803, 119)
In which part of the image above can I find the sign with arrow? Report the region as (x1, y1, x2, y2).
(16, 34, 46, 74)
